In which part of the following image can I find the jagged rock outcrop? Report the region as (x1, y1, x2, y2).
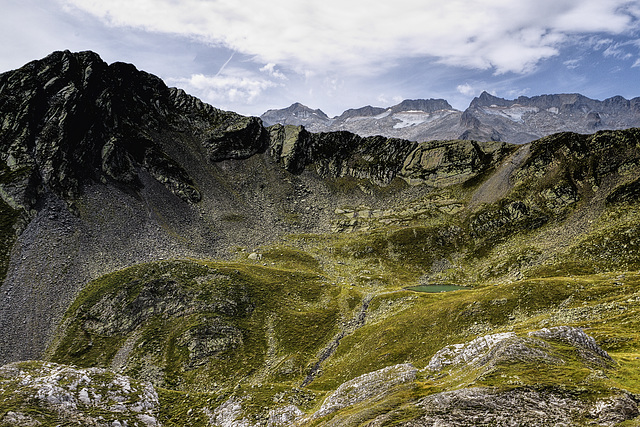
(309, 364, 417, 420)
(462, 91, 640, 144)
(0, 361, 160, 426)
(408, 387, 638, 427)
(267, 124, 418, 184)
(0, 50, 270, 217)
(399, 139, 514, 186)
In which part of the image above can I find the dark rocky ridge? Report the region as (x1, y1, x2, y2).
(261, 91, 640, 144)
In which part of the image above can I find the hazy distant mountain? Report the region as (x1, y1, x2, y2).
(261, 92, 640, 143)
(260, 102, 331, 128)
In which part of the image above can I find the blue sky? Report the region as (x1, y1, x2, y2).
(2, 0, 640, 116)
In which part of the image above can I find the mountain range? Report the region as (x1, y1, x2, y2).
(261, 93, 640, 144)
(1, 50, 640, 426)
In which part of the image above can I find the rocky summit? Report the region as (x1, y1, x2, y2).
(261, 92, 640, 144)
(1, 51, 640, 426)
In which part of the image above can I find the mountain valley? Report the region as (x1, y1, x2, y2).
(1, 51, 640, 426)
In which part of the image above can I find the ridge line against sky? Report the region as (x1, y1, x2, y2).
(2, 0, 640, 116)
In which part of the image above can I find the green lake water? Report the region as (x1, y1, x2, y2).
(407, 284, 471, 293)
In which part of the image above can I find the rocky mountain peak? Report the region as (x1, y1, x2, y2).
(260, 102, 330, 127)
(389, 98, 453, 113)
(0, 50, 271, 219)
(334, 105, 387, 120)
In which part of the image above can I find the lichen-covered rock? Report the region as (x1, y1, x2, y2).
(427, 327, 613, 374)
(426, 332, 516, 371)
(206, 397, 303, 427)
(0, 360, 160, 426)
(311, 363, 417, 420)
(407, 387, 638, 426)
(529, 326, 614, 366)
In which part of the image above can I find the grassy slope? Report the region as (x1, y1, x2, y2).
(9, 129, 640, 425)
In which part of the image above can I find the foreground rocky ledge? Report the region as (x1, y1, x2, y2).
(2, 327, 637, 426)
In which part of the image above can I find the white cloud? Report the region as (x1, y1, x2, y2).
(506, 88, 531, 98)
(166, 68, 280, 107)
(59, 0, 640, 76)
(633, 58, 640, 68)
(259, 63, 287, 80)
(456, 84, 475, 96)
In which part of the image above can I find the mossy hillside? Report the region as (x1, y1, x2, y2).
(299, 276, 640, 426)
(38, 251, 640, 424)
(48, 259, 362, 394)
(326, 130, 640, 285)
(304, 272, 640, 392)
(304, 382, 423, 427)
(27, 268, 640, 425)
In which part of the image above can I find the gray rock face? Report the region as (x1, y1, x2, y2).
(426, 332, 517, 371)
(529, 326, 614, 365)
(0, 50, 267, 215)
(267, 124, 418, 184)
(260, 92, 640, 144)
(399, 139, 513, 186)
(408, 387, 638, 427)
(0, 361, 160, 426)
(310, 363, 417, 420)
(426, 326, 613, 376)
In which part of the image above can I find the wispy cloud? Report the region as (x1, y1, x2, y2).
(563, 59, 581, 69)
(60, 0, 640, 75)
(604, 43, 634, 59)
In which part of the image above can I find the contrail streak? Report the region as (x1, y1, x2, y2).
(215, 52, 235, 77)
